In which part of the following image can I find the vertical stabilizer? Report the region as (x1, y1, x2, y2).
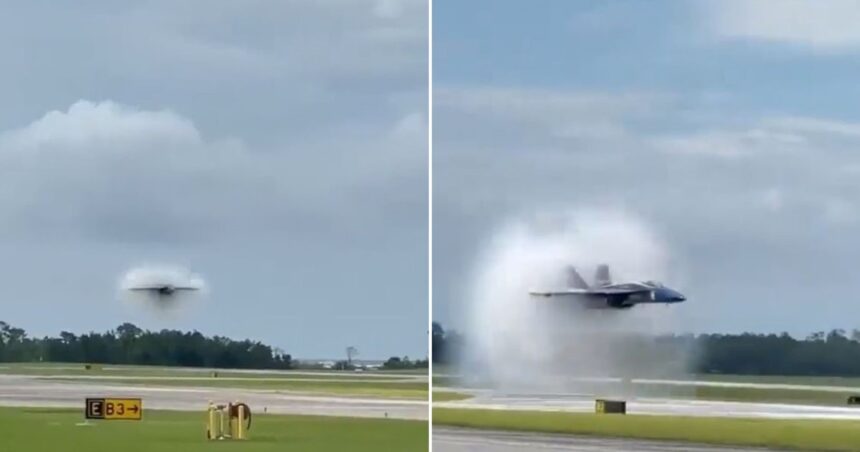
(565, 266, 589, 289)
(595, 264, 611, 287)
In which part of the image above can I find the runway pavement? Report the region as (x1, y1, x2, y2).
(434, 428, 773, 452)
(435, 388, 860, 420)
(39, 375, 421, 383)
(0, 375, 427, 420)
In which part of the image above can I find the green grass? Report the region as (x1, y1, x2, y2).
(434, 407, 860, 451)
(686, 385, 857, 406)
(432, 392, 472, 402)
(1, 407, 427, 452)
(432, 376, 457, 387)
(40, 377, 429, 399)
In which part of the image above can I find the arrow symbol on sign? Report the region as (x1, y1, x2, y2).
(129, 406, 139, 413)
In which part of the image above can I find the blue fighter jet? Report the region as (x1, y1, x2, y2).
(529, 264, 685, 309)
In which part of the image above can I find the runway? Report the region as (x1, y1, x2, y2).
(435, 388, 860, 420)
(434, 428, 771, 452)
(0, 375, 427, 420)
(39, 375, 420, 383)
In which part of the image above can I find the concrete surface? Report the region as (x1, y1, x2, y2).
(0, 374, 427, 420)
(436, 388, 860, 420)
(433, 428, 775, 452)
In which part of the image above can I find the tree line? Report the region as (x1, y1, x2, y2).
(382, 356, 428, 370)
(432, 322, 860, 377)
(0, 321, 292, 369)
(328, 356, 428, 371)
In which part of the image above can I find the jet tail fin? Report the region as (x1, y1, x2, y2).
(595, 264, 611, 287)
(565, 266, 589, 289)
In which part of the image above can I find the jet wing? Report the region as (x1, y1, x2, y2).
(529, 287, 649, 297)
(529, 288, 590, 297)
(126, 286, 199, 291)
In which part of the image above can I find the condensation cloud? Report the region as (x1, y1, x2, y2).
(461, 209, 693, 395)
(118, 264, 207, 317)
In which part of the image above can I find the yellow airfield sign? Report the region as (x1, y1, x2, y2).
(85, 398, 143, 420)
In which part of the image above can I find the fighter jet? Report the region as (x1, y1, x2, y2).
(126, 284, 199, 296)
(529, 264, 685, 309)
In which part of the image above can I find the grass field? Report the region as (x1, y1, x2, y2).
(432, 392, 472, 402)
(0, 407, 427, 452)
(434, 407, 860, 451)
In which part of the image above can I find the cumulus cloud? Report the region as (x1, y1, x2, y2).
(0, 99, 424, 243)
(0, 100, 247, 242)
(0, 101, 200, 151)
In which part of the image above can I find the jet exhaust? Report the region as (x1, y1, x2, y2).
(458, 209, 695, 397)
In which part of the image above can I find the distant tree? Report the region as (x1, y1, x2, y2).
(382, 356, 428, 370)
(0, 321, 295, 370)
(432, 321, 860, 378)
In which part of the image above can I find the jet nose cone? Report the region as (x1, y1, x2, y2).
(661, 288, 685, 302)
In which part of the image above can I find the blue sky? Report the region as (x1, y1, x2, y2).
(433, 0, 860, 336)
(434, 1, 860, 117)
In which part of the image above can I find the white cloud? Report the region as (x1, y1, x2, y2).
(706, 0, 860, 51)
(652, 128, 805, 159)
(435, 84, 860, 236)
(0, 99, 424, 242)
(0, 101, 200, 153)
(762, 116, 860, 138)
